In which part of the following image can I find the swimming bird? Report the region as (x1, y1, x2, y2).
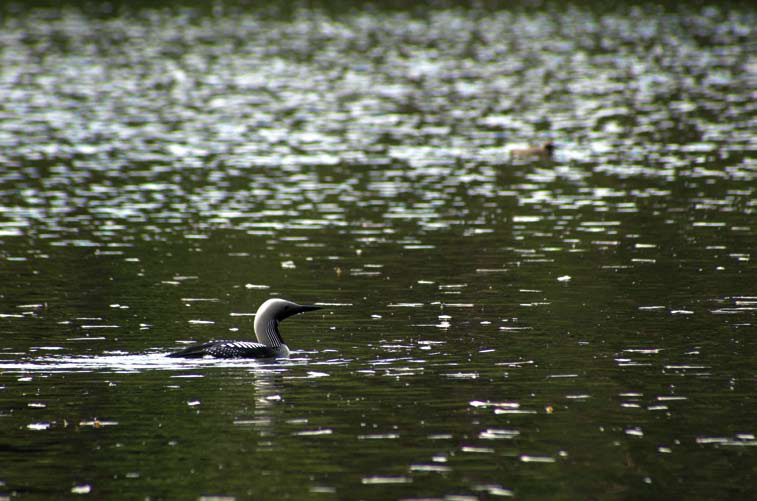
(166, 298, 322, 359)
(509, 142, 555, 161)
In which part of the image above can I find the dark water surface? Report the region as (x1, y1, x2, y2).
(1, 1, 756, 499)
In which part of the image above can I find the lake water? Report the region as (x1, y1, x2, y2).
(1, 1, 755, 499)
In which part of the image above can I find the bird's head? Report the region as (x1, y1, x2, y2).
(256, 298, 322, 324)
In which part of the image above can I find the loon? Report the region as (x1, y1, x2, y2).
(166, 298, 322, 359)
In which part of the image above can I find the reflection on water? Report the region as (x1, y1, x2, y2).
(0, 353, 311, 372)
(1, 1, 756, 500)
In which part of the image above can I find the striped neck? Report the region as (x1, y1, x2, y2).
(256, 319, 285, 348)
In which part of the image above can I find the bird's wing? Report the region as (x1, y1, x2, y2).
(166, 340, 276, 359)
(206, 341, 276, 358)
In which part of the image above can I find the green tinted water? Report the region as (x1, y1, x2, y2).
(1, 2, 755, 499)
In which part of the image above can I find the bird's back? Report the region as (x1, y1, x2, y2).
(166, 340, 285, 359)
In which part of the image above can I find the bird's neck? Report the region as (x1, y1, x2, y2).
(256, 319, 285, 348)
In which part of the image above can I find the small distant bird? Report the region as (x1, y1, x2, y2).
(509, 142, 555, 161)
(166, 298, 322, 359)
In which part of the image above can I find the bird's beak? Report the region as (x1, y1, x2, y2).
(298, 304, 323, 313)
(281, 303, 322, 320)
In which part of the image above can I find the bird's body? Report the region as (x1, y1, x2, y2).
(166, 340, 288, 359)
(509, 142, 555, 161)
(166, 298, 321, 359)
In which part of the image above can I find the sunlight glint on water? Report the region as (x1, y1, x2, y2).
(0, 2, 755, 500)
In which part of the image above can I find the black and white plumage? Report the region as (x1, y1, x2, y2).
(166, 298, 322, 359)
